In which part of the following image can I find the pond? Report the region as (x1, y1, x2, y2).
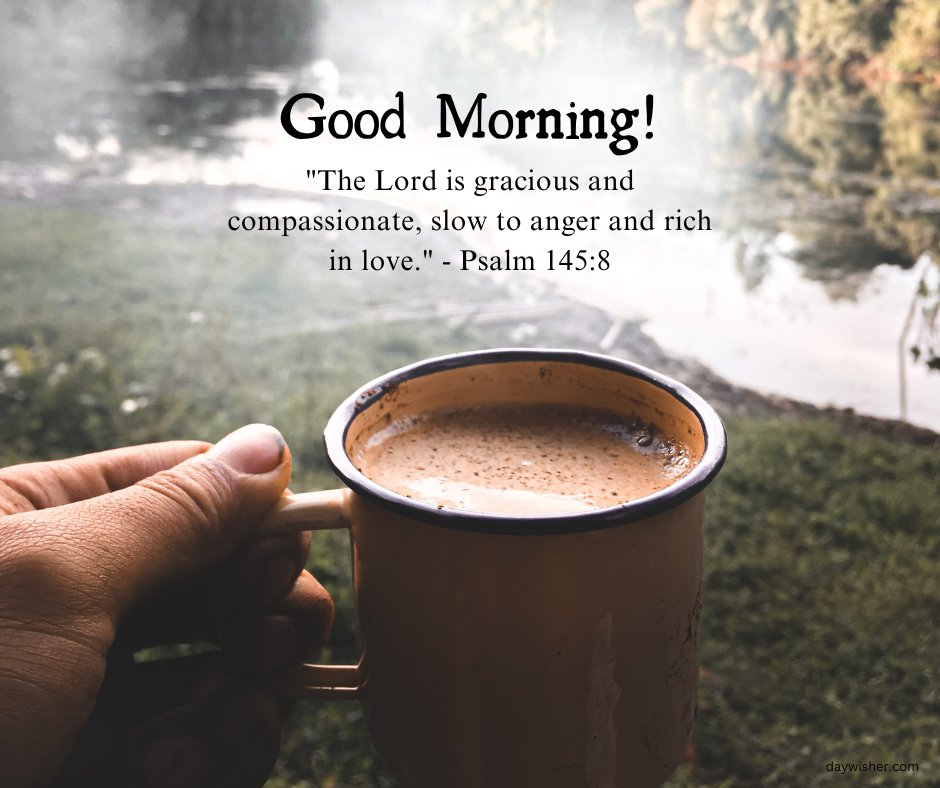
(1, 0, 938, 430)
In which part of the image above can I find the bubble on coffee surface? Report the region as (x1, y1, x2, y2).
(355, 403, 694, 516)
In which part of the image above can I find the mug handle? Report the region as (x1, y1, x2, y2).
(260, 489, 362, 701)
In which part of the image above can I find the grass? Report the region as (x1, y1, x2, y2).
(670, 417, 940, 787)
(1, 197, 938, 786)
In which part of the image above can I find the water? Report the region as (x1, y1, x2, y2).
(1, 1, 938, 430)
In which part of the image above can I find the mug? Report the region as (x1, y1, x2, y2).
(263, 348, 726, 788)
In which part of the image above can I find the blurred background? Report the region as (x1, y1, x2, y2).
(1, 1, 938, 785)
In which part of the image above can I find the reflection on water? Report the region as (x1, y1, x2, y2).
(710, 72, 940, 282)
(0, 0, 316, 161)
(648, 0, 940, 417)
(0, 0, 938, 428)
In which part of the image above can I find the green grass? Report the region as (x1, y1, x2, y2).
(668, 417, 940, 787)
(2, 200, 938, 786)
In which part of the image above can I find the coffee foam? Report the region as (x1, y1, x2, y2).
(354, 403, 693, 516)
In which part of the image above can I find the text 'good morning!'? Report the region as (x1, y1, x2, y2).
(281, 92, 654, 156)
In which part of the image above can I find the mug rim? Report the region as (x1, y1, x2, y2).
(323, 348, 727, 535)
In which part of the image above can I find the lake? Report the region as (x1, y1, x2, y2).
(2, 0, 938, 430)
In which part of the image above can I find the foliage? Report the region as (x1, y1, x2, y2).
(794, 0, 899, 65)
(783, 79, 883, 174)
(883, 0, 940, 80)
(0, 342, 126, 463)
(638, 0, 921, 71)
(880, 84, 940, 181)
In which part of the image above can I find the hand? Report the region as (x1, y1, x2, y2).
(0, 424, 333, 788)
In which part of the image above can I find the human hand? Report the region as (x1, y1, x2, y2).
(0, 424, 333, 787)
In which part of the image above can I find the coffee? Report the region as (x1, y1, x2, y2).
(354, 402, 693, 515)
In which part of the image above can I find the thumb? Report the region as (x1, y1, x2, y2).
(61, 424, 290, 616)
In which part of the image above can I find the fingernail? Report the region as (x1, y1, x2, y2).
(257, 556, 297, 607)
(208, 424, 286, 474)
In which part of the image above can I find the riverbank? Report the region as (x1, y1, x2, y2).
(3, 177, 936, 442)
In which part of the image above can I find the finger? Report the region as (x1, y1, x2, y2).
(115, 531, 313, 651)
(223, 531, 312, 611)
(53, 651, 224, 788)
(128, 673, 282, 788)
(131, 653, 232, 722)
(274, 570, 334, 661)
(0, 441, 210, 515)
(117, 580, 221, 652)
(2, 424, 292, 618)
(62, 652, 282, 788)
(222, 570, 333, 673)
